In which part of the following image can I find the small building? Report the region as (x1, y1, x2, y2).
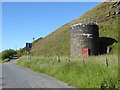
(70, 23, 99, 57)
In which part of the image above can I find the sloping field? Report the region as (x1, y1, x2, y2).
(32, 2, 119, 56)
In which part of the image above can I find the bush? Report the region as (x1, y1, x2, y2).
(2, 58, 10, 63)
(2, 49, 17, 60)
(0, 53, 2, 59)
(17, 48, 27, 57)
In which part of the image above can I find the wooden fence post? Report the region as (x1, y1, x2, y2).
(83, 60, 86, 66)
(105, 57, 108, 67)
(57, 56, 60, 63)
(69, 56, 71, 62)
(45, 55, 46, 57)
(50, 57, 52, 61)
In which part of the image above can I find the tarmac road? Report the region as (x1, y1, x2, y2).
(1, 59, 75, 88)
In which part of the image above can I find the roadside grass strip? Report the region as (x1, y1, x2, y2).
(16, 54, 118, 88)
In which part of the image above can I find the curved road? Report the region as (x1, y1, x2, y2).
(1, 59, 76, 88)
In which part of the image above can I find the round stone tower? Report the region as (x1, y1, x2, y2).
(70, 23, 99, 57)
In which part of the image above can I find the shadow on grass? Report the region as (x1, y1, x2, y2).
(99, 37, 117, 54)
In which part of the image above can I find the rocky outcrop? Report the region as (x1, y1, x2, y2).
(109, 1, 120, 8)
(106, 1, 120, 20)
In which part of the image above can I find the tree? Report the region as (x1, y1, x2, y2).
(2, 49, 17, 60)
(17, 47, 26, 57)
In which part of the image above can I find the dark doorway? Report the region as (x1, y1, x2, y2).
(99, 37, 117, 54)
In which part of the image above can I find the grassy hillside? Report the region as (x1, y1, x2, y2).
(32, 2, 119, 56)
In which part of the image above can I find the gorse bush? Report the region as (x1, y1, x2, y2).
(2, 49, 17, 60)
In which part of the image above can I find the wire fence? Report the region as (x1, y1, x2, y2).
(26, 55, 111, 67)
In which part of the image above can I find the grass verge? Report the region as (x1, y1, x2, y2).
(2, 58, 10, 63)
(16, 54, 118, 88)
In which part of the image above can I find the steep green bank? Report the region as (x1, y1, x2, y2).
(32, 2, 119, 56)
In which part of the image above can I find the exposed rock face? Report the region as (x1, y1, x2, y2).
(109, 1, 120, 8)
(113, 1, 120, 7)
(106, 1, 120, 19)
(116, 10, 120, 14)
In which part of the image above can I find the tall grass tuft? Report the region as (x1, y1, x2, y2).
(16, 54, 118, 88)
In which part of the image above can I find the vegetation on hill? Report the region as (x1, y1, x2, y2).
(1, 49, 17, 60)
(17, 47, 27, 57)
(0, 53, 1, 59)
(31, 2, 119, 56)
(0, 53, 2, 63)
